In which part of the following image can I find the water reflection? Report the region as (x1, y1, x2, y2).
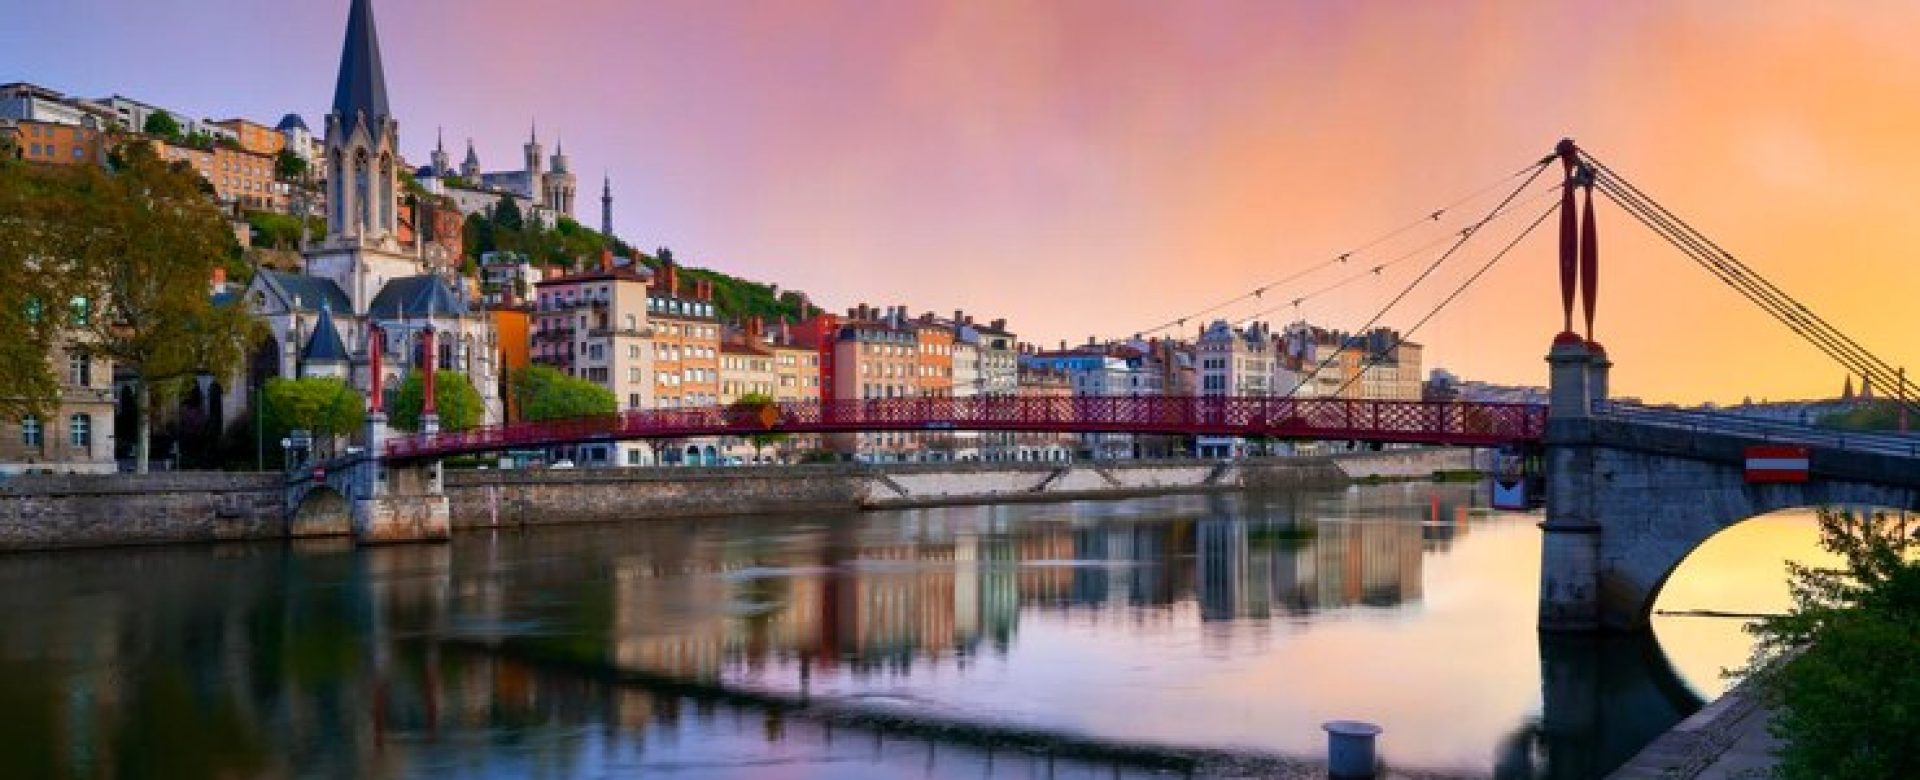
(0, 485, 1806, 778)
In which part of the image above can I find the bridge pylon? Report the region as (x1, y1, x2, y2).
(349, 411, 450, 545)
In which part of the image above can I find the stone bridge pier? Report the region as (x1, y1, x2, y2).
(285, 411, 449, 545)
(1538, 338, 1920, 632)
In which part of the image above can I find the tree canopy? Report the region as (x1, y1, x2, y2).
(0, 158, 94, 418)
(260, 377, 365, 445)
(1746, 509, 1920, 779)
(142, 111, 181, 140)
(510, 366, 616, 422)
(390, 370, 485, 433)
(274, 149, 308, 180)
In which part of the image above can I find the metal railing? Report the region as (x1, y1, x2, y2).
(1596, 401, 1920, 458)
(385, 396, 1549, 461)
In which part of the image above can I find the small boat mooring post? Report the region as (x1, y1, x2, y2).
(1322, 720, 1382, 779)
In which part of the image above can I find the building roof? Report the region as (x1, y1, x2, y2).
(331, 0, 391, 124)
(258, 269, 352, 314)
(302, 304, 351, 363)
(276, 113, 309, 132)
(368, 274, 469, 320)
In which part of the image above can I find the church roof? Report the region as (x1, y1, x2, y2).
(258, 269, 352, 314)
(331, 0, 391, 124)
(463, 140, 480, 167)
(276, 113, 309, 132)
(302, 304, 351, 364)
(369, 275, 470, 320)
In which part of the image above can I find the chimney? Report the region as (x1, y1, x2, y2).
(991, 318, 1005, 330)
(1059, 340, 1067, 351)
(954, 309, 965, 324)
(664, 263, 680, 296)
(748, 316, 764, 339)
(210, 266, 227, 292)
(600, 248, 613, 272)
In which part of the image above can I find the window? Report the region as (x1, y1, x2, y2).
(69, 414, 91, 449)
(628, 367, 641, 383)
(21, 416, 41, 448)
(68, 353, 90, 386)
(629, 393, 641, 410)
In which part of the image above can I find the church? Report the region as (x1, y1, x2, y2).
(240, 0, 503, 425)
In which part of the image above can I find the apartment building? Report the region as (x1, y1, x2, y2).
(149, 139, 286, 212)
(211, 117, 286, 157)
(530, 251, 653, 466)
(646, 262, 721, 411)
(2, 119, 107, 165)
(1, 327, 116, 475)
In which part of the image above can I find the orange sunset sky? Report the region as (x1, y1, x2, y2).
(7, 1, 1918, 404)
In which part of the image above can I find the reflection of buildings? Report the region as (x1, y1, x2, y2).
(1199, 513, 1427, 620)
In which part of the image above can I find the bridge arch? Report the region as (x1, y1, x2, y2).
(1583, 445, 1920, 631)
(290, 485, 353, 538)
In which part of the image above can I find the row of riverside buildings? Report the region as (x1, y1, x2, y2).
(0, 0, 1430, 474)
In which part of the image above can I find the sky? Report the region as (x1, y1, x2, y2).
(5, 1, 1919, 404)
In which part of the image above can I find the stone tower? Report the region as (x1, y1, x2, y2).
(322, 0, 400, 249)
(306, 0, 423, 312)
(429, 127, 451, 177)
(544, 139, 576, 215)
(460, 138, 481, 180)
(523, 121, 544, 196)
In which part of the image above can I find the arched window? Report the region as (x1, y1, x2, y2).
(21, 416, 41, 448)
(68, 414, 91, 449)
(354, 150, 370, 233)
(378, 153, 393, 233)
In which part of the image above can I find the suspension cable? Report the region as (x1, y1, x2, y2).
(1327, 201, 1558, 398)
(1278, 157, 1554, 400)
(1580, 150, 1920, 415)
(1231, 184, 1561, 329)
(1128, 157, 1554, 339)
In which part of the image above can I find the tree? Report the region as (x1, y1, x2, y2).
(260, 377, 365, 447)
(143, 111, 182, 140)
(1745, 509, 1920, 779)
(67, 143, 260, 471)
(732, 391, 788, 460)
(510, 366, 616, 422)
(390, 370, 484, 433)
(0, 158, 94, 418)
(491, 194, 524, 232)
(274, 149, 308, 180)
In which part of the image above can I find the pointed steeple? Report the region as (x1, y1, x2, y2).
(436, 126, 444, 152)
(330, 0, 390, 125)
(600, 173, 614, 238)
(301, 302, 351, 372)
(1843, 375, 1855, 401)
(463, 138, 479, 167)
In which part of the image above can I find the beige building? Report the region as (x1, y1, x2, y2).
(1, 330, 116, 474)
(211, 117, 287, 157)
(151, 138, 287, 212)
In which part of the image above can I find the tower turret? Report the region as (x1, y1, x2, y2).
(323, 0, 400, 248)
(601, 174, 614, 238)
(429, 126, 451, 177)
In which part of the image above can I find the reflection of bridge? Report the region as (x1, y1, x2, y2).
(284, 139, 1920, 639)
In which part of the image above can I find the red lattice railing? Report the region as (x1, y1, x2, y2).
(384, 396, 1546, 461)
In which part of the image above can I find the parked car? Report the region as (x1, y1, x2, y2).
(550, 460, 576, 470)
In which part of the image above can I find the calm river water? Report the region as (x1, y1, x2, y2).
(0, 483, 1831, 779)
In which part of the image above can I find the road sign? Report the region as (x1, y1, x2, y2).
(1744, 446, 1809, 484)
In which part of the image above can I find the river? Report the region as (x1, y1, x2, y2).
(0, 482, 1831, 778)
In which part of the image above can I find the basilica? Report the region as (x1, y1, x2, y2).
(240, 0, 503, 425)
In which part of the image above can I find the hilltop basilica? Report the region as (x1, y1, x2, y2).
(239, 0, 503, 425)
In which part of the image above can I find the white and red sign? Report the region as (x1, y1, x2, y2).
(1744, 446, 1809, 484)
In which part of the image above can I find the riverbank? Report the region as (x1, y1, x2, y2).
(0, 447, 1476, 552)
(1607, 671, 1778, 779)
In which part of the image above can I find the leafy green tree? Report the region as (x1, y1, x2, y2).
(143, 111, 182, 139)
(69, 143, 261, 471)
(260, 377, 365, 445)
(389, 370, 484, 433)
(1746, 509, 1920, 779)
(731, 391, 788, 459)
(0, 158, 94, 418)
(1818, 400, 1913, 432)
(491, 194, 524, 232)
(274, 149, 308, 180)
(510, 366, 616, 422)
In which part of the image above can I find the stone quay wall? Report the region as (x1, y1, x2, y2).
(0, 472, 283, 552)
(0, 447, 1477, 550)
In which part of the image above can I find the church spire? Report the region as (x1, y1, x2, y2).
(330, 0, 390, 125)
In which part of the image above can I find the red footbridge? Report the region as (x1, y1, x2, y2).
(382, 396, 1548, 462)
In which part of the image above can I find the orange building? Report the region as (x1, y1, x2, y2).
(646, 261, 721, 409)
(211, 118, 286, 157)
(913, 315, 954, 397)
(490, 307, 531, 421)
(150, 139, 285, 212)
(3, 119, 105, 165)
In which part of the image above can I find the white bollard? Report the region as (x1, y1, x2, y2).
(1322, 720, 1382, 779)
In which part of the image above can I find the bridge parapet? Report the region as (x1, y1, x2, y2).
(283, 413, 448, 545)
